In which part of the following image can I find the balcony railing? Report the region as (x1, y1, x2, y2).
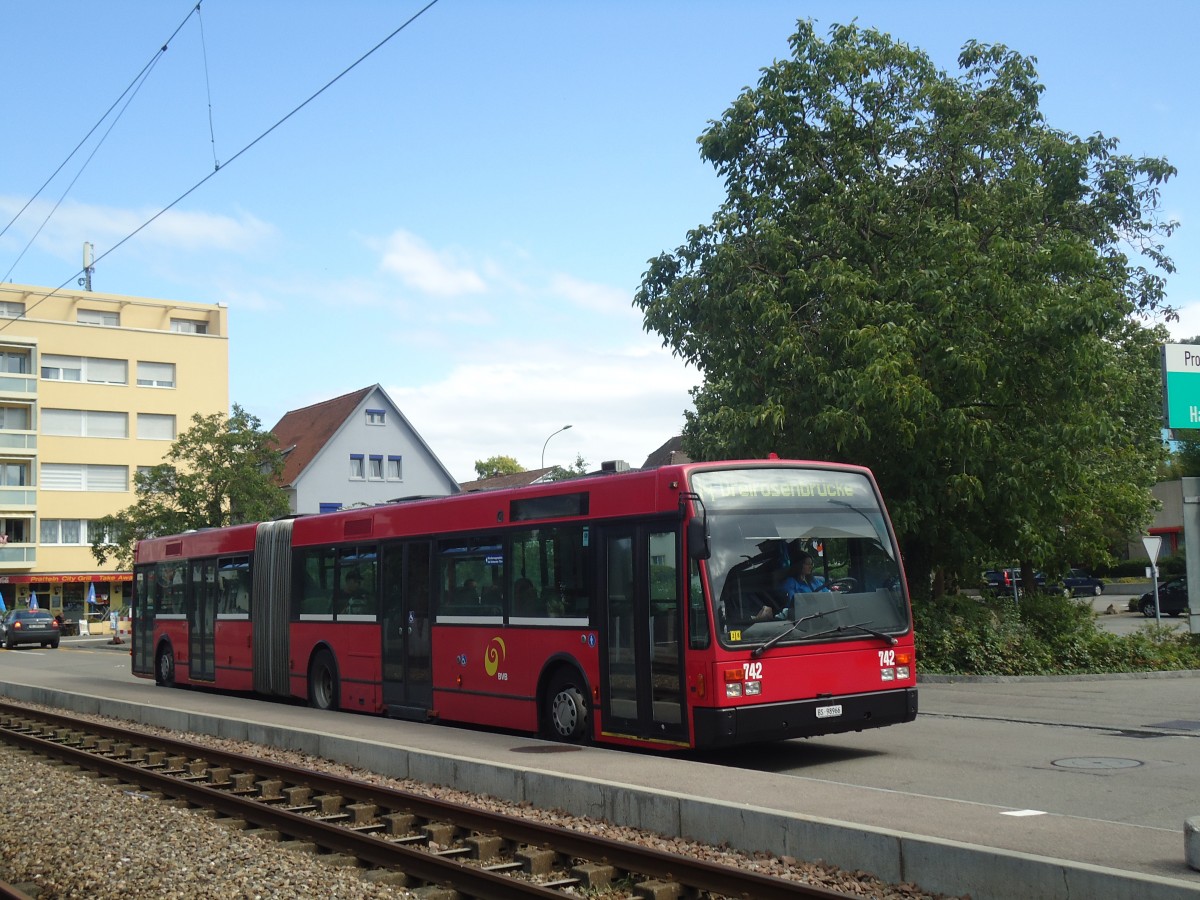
(0, 374, 37, 397)
(0, 487, 36, 509)
(0, 432, 36, 451)
(0, 544, 35, 568)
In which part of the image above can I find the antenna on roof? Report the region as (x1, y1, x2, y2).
(78, 242, 95, 291)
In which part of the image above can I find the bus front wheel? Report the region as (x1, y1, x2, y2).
(544, 669, 589, 743)
(308, 650, 340, 711)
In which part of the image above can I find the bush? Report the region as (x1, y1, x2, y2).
(914, 591, 1200, 675)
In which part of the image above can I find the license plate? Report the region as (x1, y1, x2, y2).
(815, 704, 843, 719)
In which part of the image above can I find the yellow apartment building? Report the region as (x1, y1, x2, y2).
(0, 282, 228, 630)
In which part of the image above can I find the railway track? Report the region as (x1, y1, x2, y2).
(0, 701, 850, 899)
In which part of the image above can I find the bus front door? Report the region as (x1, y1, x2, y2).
(381, 541, 433, 717)
(600, 525, 687, 744)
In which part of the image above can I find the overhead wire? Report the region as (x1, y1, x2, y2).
(0, 2, 203, 244)
(197, 3, 220, 171)
(2, 0, 443, 331)
(1, 53, 166, 284)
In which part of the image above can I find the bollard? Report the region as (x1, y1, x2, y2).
(1186, 816, 1200, 871)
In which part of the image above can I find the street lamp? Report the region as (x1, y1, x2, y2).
(541, 424, 573, 469)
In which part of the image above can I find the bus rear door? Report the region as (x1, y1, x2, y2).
(599, 523, 687, 744)
(381, 541, 433, 717)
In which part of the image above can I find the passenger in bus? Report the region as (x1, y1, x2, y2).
(512, 578, 539, 615)
(333, 569, 367, 614)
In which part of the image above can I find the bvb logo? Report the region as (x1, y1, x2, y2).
(484, 636, 506, 677)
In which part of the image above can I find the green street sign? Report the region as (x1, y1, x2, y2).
(1163, 344, 1200, 430)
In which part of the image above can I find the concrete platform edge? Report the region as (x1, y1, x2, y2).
(6, 683, 1197, 900)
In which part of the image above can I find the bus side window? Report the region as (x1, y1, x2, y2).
(300, 548, 336, 615)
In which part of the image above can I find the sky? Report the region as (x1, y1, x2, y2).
(3, 2, 1198, 482)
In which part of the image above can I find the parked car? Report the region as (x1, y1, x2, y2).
(1062, 568, 1104, 597)
(1129, 578, 1189, 617)
(0, 609, 61, 648)
(983, 568, 1050, 596)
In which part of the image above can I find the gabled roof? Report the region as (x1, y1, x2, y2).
(272, 387, 373, 487)
(642, 435, 691, 469)
(458, 467, 555, 493)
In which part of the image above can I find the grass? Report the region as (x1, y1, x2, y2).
(914, 591, 1200, 676)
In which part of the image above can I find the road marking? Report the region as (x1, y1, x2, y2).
(1001, 809, 1047, 817)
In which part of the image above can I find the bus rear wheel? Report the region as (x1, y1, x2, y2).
(155, 645, 175, 687)
(308, 650, 339, 711)
(544, 669, 589, 743)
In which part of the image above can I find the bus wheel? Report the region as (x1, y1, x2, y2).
(308, 650, 339, 711)
(155, 645, 175, 687)
(544, 669, 589, 743)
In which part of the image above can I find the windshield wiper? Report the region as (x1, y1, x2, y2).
(804, 620, 897, 646)
(750, 605, 847, 658)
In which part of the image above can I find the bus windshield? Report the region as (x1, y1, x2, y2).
(690, 467, 909, 649)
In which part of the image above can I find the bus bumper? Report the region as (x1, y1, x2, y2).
(692, 687, 918, 746)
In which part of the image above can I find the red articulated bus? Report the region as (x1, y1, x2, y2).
(131, 459, 917, 750)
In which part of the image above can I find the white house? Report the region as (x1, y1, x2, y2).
(270, 385, 460, 514)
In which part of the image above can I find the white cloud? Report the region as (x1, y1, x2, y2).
(387, 338, 699, 482)
(0, 197, 274, 261)
(1166, 301, 1200, 342)
(549, 273, 634, 315)
(378, 229, 486, 296)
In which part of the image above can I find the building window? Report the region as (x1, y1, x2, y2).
(135, 464, 175, 492)
(366, 409, 386, 426)
(42, 408, 128, 438)
(170, 319, 207, 334)
(1, 518, 30, 543)
(41, 355, 127, 385)
(387, 455, 402, 480)
(349, 454, 365, 480)
(137, 413, 176, 441)
(0, 406, 30, 430)
(0, 302, 24, 318)
(40, 463, 127, 492)
(368, 455, 383, 480)
(0, 463, 29, 486)
(77, 309, 119, 326)
(136, 361, 175, 388)
(39, 519, 108, 545)
(40, 354, 82, 382)
(0, 351, 29, 374)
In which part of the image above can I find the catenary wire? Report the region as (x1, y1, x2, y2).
(198, 3, 221, 171)
(0, 2, 203, 244)
(1, 0, 442, 331)
(1, 54, 165, 284)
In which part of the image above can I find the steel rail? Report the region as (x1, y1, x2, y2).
(0, 702, 854, 899)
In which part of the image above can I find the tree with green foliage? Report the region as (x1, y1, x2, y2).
(91, 405, 289, 569)
(635, 21, 1175, 599)
(546, 453, 590, 482)
(474, 455, 524, 479)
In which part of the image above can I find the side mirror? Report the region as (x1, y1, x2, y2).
(687, 517, 710, 560)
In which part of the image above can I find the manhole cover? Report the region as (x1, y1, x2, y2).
(510, 745, 583, 754)
(1052, 757, 1142, 769)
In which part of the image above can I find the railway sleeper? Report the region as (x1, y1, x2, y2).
(228, 772, 259, 794)
(423, 821, 458, 847)
(632, 879, 688, 900)
(313, 793, 347, 815)
(571, 863, 618, 890)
